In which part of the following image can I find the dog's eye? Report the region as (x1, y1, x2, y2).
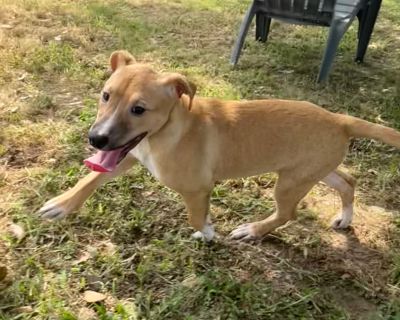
(131, 106, 146, 116)
(102, 92, 110, 103)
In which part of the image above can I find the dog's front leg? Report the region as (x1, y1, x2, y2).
(39, 155, 137, 220)
(181, 191, 214, 241)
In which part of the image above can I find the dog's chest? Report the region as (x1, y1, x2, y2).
(130, 139, 160, 179)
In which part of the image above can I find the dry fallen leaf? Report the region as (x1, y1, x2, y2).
(181, 274, 200, 288)
(83, 290, 106, 303)
(72, 251, 91, 265)
(11, 306, 33, 314)
(8, 223, 26, 240)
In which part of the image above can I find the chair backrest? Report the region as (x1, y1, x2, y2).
(257, 0, 335, 25)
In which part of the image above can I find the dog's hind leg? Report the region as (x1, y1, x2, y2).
(230, 172, 320, 241)
(181, 191, 214, 241)
(322, 169, 355, 229)
(39, 155, 137, 220)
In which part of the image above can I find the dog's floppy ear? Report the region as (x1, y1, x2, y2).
(161, 73, 197, 111)
(109, 50, 136, 72)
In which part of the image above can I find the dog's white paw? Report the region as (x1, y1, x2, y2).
(38, 200, 68, 220)
(229, 223, 258, 241)
(331, 216, 352, 229)
(331, 206, 353, 229)
(191, 224, 215, 242)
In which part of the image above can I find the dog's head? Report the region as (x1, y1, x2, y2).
(89, 50, 196, 151)
(84, 50, 196, 172)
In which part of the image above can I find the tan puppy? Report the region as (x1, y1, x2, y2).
(39, 51, 400, 241)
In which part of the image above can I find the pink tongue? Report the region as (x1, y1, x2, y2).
(84, 148, 124, 172)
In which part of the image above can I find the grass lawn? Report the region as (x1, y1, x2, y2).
(1, 0, 400, 319)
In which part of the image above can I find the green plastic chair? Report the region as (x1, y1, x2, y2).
(231, 0, 382, 82)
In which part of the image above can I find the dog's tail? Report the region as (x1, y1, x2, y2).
(342, 115, 400, 149)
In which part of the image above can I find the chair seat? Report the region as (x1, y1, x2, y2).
(257, 0, 334, 26)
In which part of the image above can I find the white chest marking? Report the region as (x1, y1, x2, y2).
(130, 139, 160, 179)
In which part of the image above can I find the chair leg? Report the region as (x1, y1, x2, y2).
(230, 2, 257, 65)
(318, 19, 351, 83)
(355, 0, 382, 63)
(356, 9, 366, 39)
(256, 13, 271, 42)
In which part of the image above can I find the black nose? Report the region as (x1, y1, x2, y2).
(88, 132, 109, 149)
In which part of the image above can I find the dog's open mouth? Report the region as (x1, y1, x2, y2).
(83, 132, 147, 172)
